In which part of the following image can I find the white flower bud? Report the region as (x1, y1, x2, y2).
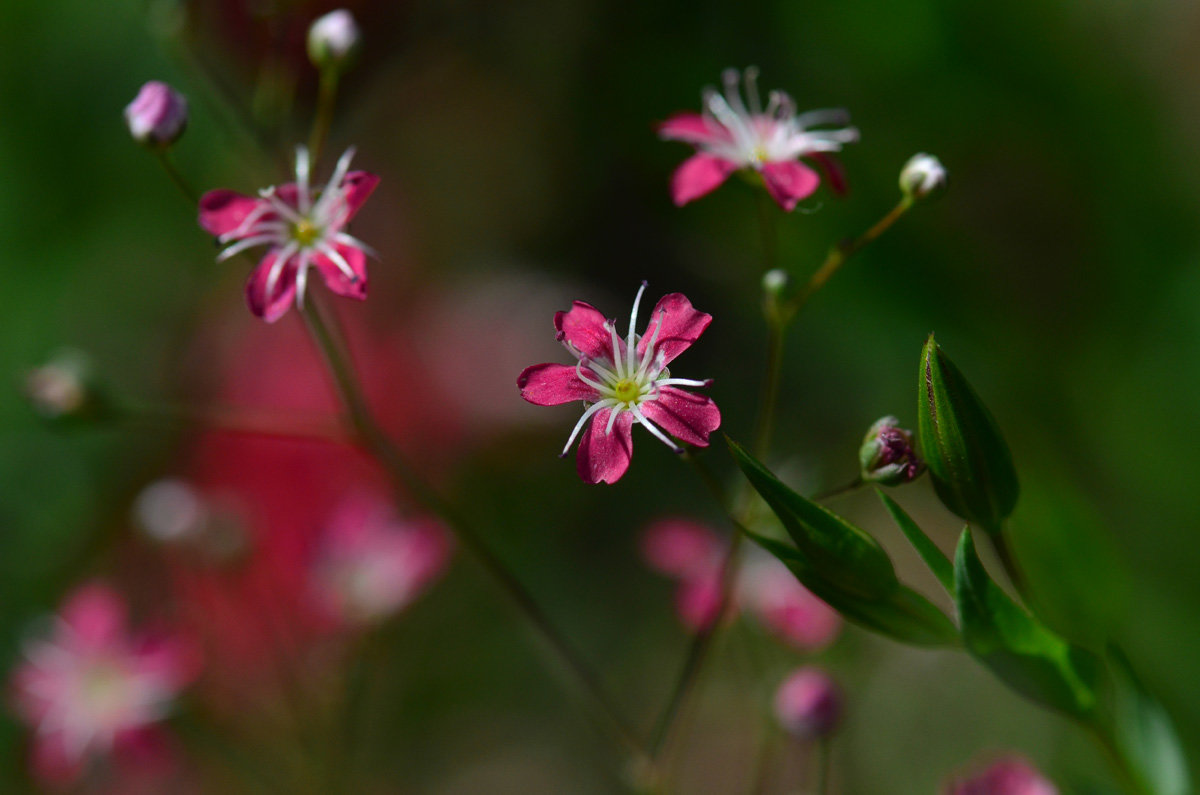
(307, 10, 362, 71)
(899, 153, 947, 200)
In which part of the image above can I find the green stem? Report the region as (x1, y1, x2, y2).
(989, 528, 1033, 606)
(815, 736, 833, 795)
(812, 476, 864, 503)
(787, 196, 913, 316)
(751, 316, 787, 461)
(757, 190, 778, 271)
(297, 296, 646, 761)
(154, 148, 199, 205)
(307, 68, 339, 169)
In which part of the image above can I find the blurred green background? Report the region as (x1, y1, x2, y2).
(2, 0, 1199, 791)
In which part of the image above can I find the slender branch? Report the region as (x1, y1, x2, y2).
(154, 149, 199, 205)
(297, 296, 646, 760)
(811, 476, 864, 503)
(815, 736, 833, 795)
(307, 69, 339, 171)
(756, 190, 778, 271)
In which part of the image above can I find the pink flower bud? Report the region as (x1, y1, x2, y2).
(774, 667, 842, 739)
(308, 9, 362, 70)
(859, 415, 925, 486)
(124, 81, 188, 146)
(945, 755, 1057, 795)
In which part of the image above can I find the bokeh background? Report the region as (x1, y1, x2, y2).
(2, 0, 1199, 791)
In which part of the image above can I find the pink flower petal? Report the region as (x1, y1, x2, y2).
(641, 387, 721, 447)
(342, 171, 381, 221)
(657, 113, 731, 147)
(197, 190, 265, 237)
(59, 583, 126, 650)
(517, 363, 601, 406)
(808, 153, 848, 197)
(761, 160, 820, 211)
(640, 519, 724, 579)
(245, 250, 298, 323)
(30, 731, 83, 787)
(554, 301, 614, 362)
(576, 409, 633, 484)
(637, 293, 712, 367)
(676, 572, 723, 631)
(669, 153, 737, 206)
(313, 244, 368, 299)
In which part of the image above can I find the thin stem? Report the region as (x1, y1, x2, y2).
(297, 296, 646, 760)
(307, 68, 340, 171)
(815, 736, 833, 795)
(751, 316, 786, 460)
(812, 476, 864, 503)
(787, 196, 914, 316)
(117, 400, 349, 444)
(756, 190, 778, 271)
(154, 149, 199, 205)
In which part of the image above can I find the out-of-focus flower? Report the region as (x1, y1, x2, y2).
(658, 67, 858, 210)
(307, 9, 362, 71)
(124, 81, 188, 147)
(945, 755, 1058, 795)
(132, 479, 250, 564)
(774, 667, 842, 739)
(640, 520, 841, 646)
(23, 350, 96, 420)
(739, 557, 842, 650)
(310, 495, 452, 625)
(518, 283, 721, 484)
(900, 153, 948, 200)
(198, 146, 379, 322)
(859, 415, 925, 486)
(9, 584, 197, 787)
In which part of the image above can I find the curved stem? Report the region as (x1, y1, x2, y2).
(297, 296, 646, 760)
(154, 149, 199, 205)
(812, 476, 864, 503)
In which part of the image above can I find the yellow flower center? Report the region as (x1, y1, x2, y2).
(751, 144, 769, 163)
(613, 379, 640, 404)
(293, 219, 320, 246)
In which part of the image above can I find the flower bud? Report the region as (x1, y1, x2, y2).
(307, 10, 361, 72)
(124, 81, 188, 147)
(859, 415, 924, 486)
(774, 667, 842, 739)
(23, 350, 106, 422)
(899, 153, 947, 200)
(945, 755, 1057, 795)
(762, 268, 789, 296)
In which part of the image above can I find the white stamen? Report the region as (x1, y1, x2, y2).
(630, 406, 683, 453)
(218, 202, 277, 243)
(560, 400, 614, 456)
(334, 232, 379, 259)
(295, 251, 312, 307)
(607, 321, 624, 378)
(605, 406, 620, 434)
(743, 66, 762, 115)
(265, 242, 298, 300)
(295, 146, 312, 214)
(574, 360, 606, 393)
(627, 281, 647, 369)
(636, 308, 667, 380)
(316, 241, 359, 282)
(311, 146, 357, 220)
(657, 377, 713, 388)
(259, 188, 305, 224)
(216, 233, 284, 262)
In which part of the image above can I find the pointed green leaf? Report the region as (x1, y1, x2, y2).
(877, 491, 955, 596)
(749, 531, 959, 647)
(918, 335, 1019, 534)
(727, 437, 897, 599)
(1106, 647, 1190, 795)
(954, 529, 1099, 718)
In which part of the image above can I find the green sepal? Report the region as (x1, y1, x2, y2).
(1104, 647, 1190, 795)
(954, 529, 1100, 719)
(727, 436, 896, 599)
(918, 335, 1019, 534)
(749, 531, 959, 648)
(877, 491, 955, 596)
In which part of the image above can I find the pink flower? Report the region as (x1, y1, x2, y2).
(659, 67, 858, 210)
(946, 755, 1058, 795)
(198, 146, 379, 322)
(774, 666, 842, 739)
(641, 519, 727, 630)
(311, 495, 453, 625)
(517, 283, 721, 484)
(9, 584, 197, 786)
(740, 557, 842, 651)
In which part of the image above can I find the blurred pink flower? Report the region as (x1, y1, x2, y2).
(739, 557, 842, 651)
(198, 146, 379, 322)
(774, 666, 842, 739)
(518, 283, 721, 484)
(659, 67, 858, 210)
(640, 519, 840, 647)
(311, 494, 453, 625)
(9, 584, 197, 787)
(946, 755, 1058, 795)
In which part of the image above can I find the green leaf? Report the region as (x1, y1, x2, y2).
(750, 531, 959, 647)
(954, 529, 1100, 718)
(918, 335, 1019, 534)
(877, 491, 955, 596)
(1106, 647, 1191, 795)
(727, 436, 897, 599)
